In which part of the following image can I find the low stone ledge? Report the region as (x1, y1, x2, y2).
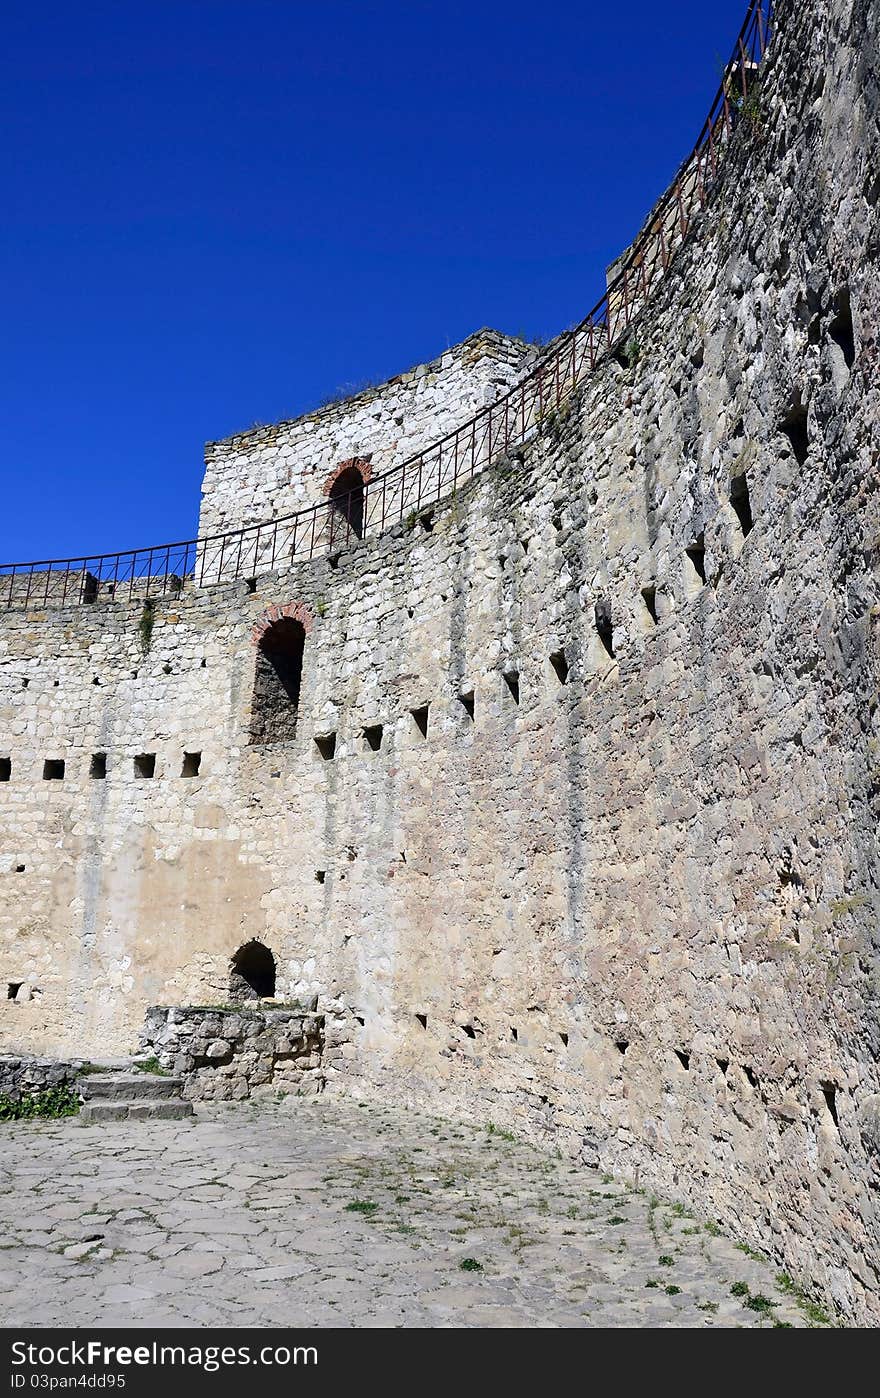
(0, 1055, 85, 1101)
(140, 1004, 325, 1101)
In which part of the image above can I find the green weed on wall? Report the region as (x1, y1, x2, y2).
(0, 1085, 80, 1121)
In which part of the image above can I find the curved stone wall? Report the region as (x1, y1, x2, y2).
(199, 328, 534, 538)
(0, 0, 878, 1322)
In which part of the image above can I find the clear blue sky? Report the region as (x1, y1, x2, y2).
(0, 0, 748, 563)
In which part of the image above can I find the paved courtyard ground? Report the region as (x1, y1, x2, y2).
(0, 1097, 822, 1327)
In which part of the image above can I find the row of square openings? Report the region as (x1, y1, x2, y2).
(308, 667, 572, 762)
(313, 707, 432, 760)
(406, 1015, 627, 1063)
(403, 1017, 801, 1095)
(312, 693, 488, 759)
(632, 473, 756, 633)
(0, 753, 202, 781)
(311, 636, 653, 758)
(308, 653, 598, 759)
(251, 474, 758, 752)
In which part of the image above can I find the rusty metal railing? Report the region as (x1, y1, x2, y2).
(0, 1, 773, 612)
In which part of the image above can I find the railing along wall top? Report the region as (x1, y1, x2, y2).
(0, 1, 773, 612)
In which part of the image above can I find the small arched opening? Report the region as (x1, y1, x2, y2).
(250, 616, 305, 744)
(328, 465, 365, 541)
(229, 940, 276, 1001)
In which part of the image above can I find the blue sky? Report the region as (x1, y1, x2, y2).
(0, 0, 748, 562)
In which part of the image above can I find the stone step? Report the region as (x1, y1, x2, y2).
(78, 1099, 194, 1124)
(79, 1072, 185, 1101)
(80, 1057, 138, 1074)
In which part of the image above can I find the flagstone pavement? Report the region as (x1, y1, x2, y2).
(0, 1097, 824, 1328)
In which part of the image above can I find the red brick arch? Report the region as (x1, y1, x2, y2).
(251, 600, 315, 647)
(321, 456, 373, 497)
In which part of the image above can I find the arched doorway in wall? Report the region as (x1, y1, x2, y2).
(250, 615, 305, 744)
(328, 465, 366, 541)
(229, 940, 276, 1001)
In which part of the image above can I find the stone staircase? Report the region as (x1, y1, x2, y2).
(77, 1057, 194, 1123)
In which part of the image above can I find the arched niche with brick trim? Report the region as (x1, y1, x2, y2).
(249, 601, 314, 745)
(322, 457, 372, 541)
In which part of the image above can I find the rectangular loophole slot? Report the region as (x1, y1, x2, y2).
(829, 289, 855, 369)
(503, 670, 520, 705)
(363, 725, 383, 752)
(7, 982, 22, 1000)
(549, 650, 569, 685)
(181, 751, 201, 778)
(42, 759, 65, 780)
(458, 691, 475, 721)
(595, 599, 615, 657)
(415, 1013, 427, 1029)
(820, 1081, 839, 1130)
(314, 732, 337, 761)
(0, 758, 10, 782)
(410, 705, 429, 738)
(780, 406, 809, 465)
(685, 535, 707, 585)
(641, 586, 659, 624)
(89, 753, 107, 780)
(133, 753, 156, 779)
(730, 475, 753, 537)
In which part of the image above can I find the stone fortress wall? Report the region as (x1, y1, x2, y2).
(1, 0, 878, 1322)
(198, 329, 535, 539)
